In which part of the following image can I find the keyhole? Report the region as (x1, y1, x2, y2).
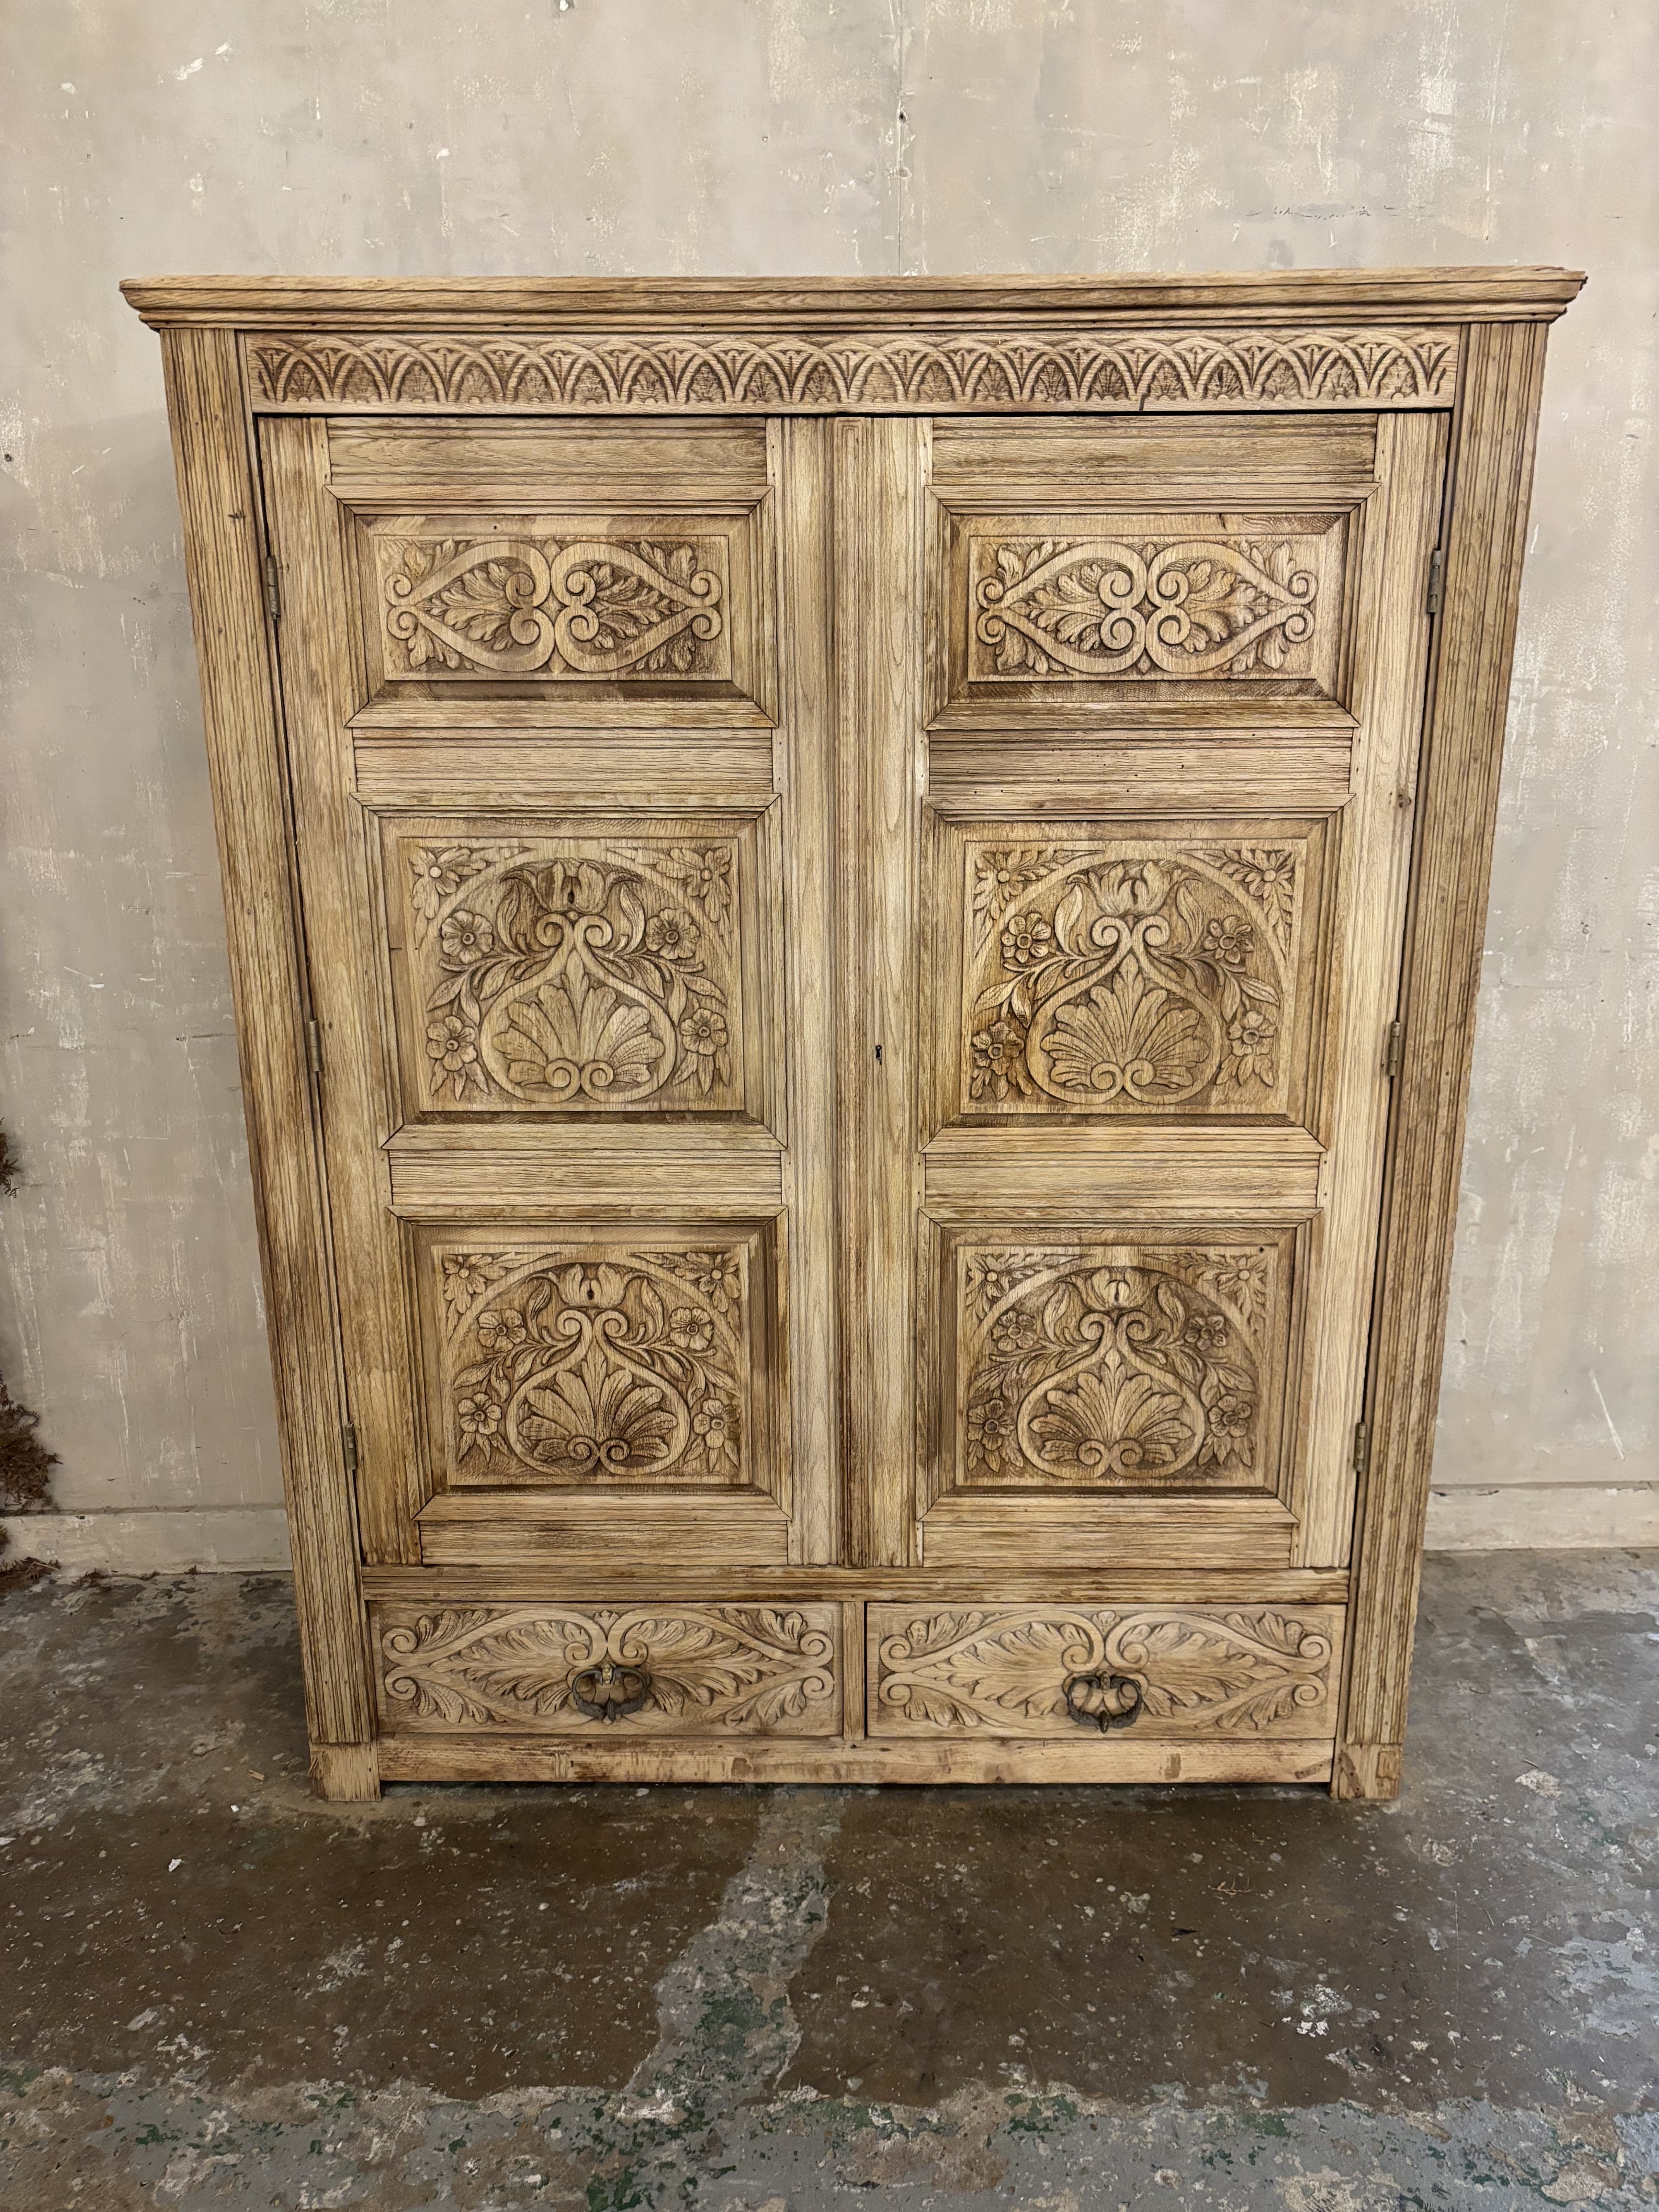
(874, 1044, 883, 1065)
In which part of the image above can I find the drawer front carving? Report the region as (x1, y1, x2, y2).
(868, 1602, 1341, 1740)
(376, 1601, 842, 1735)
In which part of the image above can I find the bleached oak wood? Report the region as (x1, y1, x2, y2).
(133, 271, 1577, 1798)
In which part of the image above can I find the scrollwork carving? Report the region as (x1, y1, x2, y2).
(957, 1242, 1278, 1488)
(870, 1605, 1335, 1737)
(962, 845, 1301, 1116)
(378, 1603, 839, 1734)
(972, 536, 1320, 680)
(403, 840, 741, 1113)
(251, 327, 1460, 412)
(438, 1242, 751, 1486)
(380, 533, 726, 679)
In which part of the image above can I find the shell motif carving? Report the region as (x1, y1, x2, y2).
(958, 1244, 1276, 1488)
(379, 534, 726, 678)
(972, 536, 1320, 680)
(439, 1245, 750, 1486)
(250, 327, 1460, 412)
(404, 842, 740, 1113)
(964, 846, 1300, 1116)
(869, 1606, 1336, 1738)
(378, 1604, 839, 1735)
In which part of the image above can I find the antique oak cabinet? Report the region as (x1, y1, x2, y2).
(125, 270, 1580, 1799)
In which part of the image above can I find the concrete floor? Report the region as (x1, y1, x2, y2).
(0, 1555, 1655, 2208)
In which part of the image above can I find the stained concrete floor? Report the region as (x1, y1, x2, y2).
(0, 1554, 1655, 2209)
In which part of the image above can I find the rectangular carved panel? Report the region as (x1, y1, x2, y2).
(942, 510, 1350, 706)
(353, 507, 770, 712)
(383, 816, 773, 1122)
(376, 1601, 841, 1735)
(934, 1228, 1298, 1495)
(417, 1223, 783, 1496)
(937, 823, 1326, 1129)
(867, 1602, 1341, 1740)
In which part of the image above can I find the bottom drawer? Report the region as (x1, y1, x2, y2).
(867, 1601, 1343, 1742)
(372, 1599, 843, 1738)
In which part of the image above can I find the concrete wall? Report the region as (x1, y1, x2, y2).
(3, 0, 1654, 1572)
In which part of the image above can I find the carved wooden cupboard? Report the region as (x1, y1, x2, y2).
(125, 271, 1580, 1798)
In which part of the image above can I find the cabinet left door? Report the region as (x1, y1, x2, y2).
(258, 416, 840, 1572)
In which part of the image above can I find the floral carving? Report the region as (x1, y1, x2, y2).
(251, 328, 1460, 412)
(963, 846, 1299, 1115)
(973, 536, 1320, 680)
(438, 1243, 751, 1486)
(957, 1244, 1277, 1487)
(405, 841, 740, 1111)
(380, 534, 726, 678)
(378, 1604, 838, 1734)
(869, 1606, 1335, 1737)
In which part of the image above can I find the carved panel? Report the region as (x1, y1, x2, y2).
(249, 327, 1460, 412)
(947, 830, 1321, 1124)
(953, 513, 1347, 696)
(376, 1602, 840, 1735)
(867, 1602, 1340, 1739)
(942, 1232, 1295, 1492)
(426, 1229, 777, 1491)
(373, 526, 731, 682)
(386, 821, 764, 1118)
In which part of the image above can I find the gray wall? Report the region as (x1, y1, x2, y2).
(3, 0, 1654, 1570)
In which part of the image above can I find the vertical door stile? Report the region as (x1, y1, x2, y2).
(833, 418, 929, 1566)
(774, 418, 842, 1564)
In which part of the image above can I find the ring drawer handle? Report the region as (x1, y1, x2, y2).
(569, 1659, 653, 1723)
(1064, 1669, 1145, 1732)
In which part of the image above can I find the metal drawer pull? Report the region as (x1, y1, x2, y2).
(569, 1659, 653, 1722)
(1064, 1669, 1145, 1732)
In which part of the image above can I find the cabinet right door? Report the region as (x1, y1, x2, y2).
(839, 411, 1448, 1577)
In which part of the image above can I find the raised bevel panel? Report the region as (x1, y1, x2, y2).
(936, 1229, 1297, 1494)
(376, 1601, 840, 1736)
(867, 1602, 1341, 1740)
(417, 1224, 783, 1495)
(940, 825, 1326, 1127)
(943, 510, 1350, 706)
(383, 817, 771, 1121)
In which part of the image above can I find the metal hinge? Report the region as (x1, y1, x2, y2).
(1352, 1420, 1371, 1480)
(264, 552, 281, 623)
(1384, 1018, 1404, 1080)
(1425, 548, 1444, 617)
(306, 1017, 323, 1083)
(342, 1424, 358, 1479)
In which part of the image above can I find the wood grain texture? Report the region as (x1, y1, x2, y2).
(158, 332, 373, 1760)
(1338, 320, 1556, 1800)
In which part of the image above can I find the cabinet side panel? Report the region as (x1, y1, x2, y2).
(158, 326, 371, 1753)
(1339, 319, 1552, 1799)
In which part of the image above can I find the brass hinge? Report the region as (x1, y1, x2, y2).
(1384, 1018, 1404, 1080)
(1425, 548, 1444, 617)
(264, 552, 281, 623)
(1352, 1419, 1370, 1479)
(342, 1424, 359, 1479)
(306, 1016, 323, 1082)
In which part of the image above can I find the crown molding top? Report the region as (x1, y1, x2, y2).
(122, 266, 1585, 331)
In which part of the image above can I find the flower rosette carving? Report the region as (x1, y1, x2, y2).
(412, 844, 738, 1110)
(959, 1250, 1268, 1487)
(378, 1604, 837, 1733)
(441, 1247, 748, 1485)
(965, 849, 1295, 1114)
(972, 534, 1319, 680)
(381, 533, 725, 678)
(871, 1606, 1333, 1736)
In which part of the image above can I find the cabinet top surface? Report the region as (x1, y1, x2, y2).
(122, 266, 1584, 330)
